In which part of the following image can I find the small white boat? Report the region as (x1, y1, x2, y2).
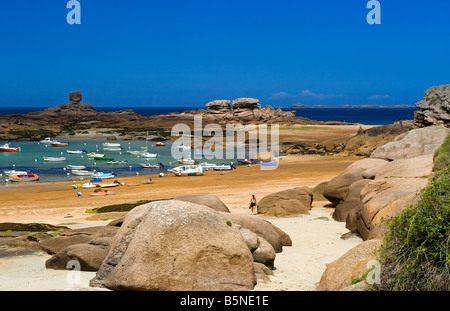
(98, 183, 119, 188)
(91, 172, 116, 179)
(103, 147, 123, 151)
(66, 165, 87, 170)
(71, 170, 95, 176)
(139, 163, 161, 169)
(43, 156, 66, 162)
(177, 158, 196, 165)
(82, 183, 98, 188)
(213, 164, 235, 171)
(3, 170, 29, 176)
(39, 138, 58, 144)
(199, 162, 218, 169)
(67, 150, 87, 154)
(142, 152, 158, 158)
(171, 165, 204, 176)
(127, 150, 145, 155)
(103, 142, 121, 147)
(87, 152, 105, 158)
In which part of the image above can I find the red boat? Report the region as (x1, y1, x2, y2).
(155, 142, 166, 147)
(51, 141, 69, 147)
(0, 143, 20, 152)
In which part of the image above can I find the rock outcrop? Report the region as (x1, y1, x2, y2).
(90, 200, 257, 291)
(316, 239, 382, 291)
(173, 194, 230, 213)
(414, 84, 450, 127)
(257, 187, 313, 217)
(370, 126, 450, 161)
(357, 154, 434, 240)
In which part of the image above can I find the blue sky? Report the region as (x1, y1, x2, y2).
(0, 0, 449, 108)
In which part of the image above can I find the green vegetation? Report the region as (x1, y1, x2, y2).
(433, 134, 450, 174)
(8, 129, 56, 140)
(351, 266, 376, 285)
(375, 167, 450, 291)
(226, 221, 233, 227)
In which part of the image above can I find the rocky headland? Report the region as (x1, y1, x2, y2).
(414, 84, 450, 127)
(0, 92, 348, 141)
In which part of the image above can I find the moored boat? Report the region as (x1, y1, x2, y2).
(103, 147, 123, 151)
(213, 164, 235, 171)
(82, 183, 98, 188)
(51, 141, 69, 147)
(91, 172, 116, 179)
(39, 137, 58, 144)
(103, 142, 121, 147)
(43, 156, 66, 162)
(3, 170, 29, 176)
(199, 162, 218, 170)
(71, 170, 95, 176)
(139, 163, 161, 169)
(170, 165, 204, 176)
(127, 150, 145, 155)
(94, 156, 115, 161)
(9, 173, 39, 182)
(87, 152, 105, 158)
(66, 165, 87, 170)
(0, 143, 21, 152)
(177, 158, 196, 165)
(141, 152, 158, 158)
(67, 150, 87, 154)
(155, 142, 166, 147)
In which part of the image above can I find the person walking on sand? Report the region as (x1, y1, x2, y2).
(249, 195, 257, 215)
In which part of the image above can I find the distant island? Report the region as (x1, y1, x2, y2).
(286, 103, 415, 109)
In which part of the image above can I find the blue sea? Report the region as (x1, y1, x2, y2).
(0, 139, 244, 186)
(0, 106, 419, 125)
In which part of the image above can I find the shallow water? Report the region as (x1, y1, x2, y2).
(0, 139, 240, 187)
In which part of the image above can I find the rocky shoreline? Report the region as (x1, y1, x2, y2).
(0, 92, 352, 142)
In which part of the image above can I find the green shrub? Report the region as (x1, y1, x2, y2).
(433, 134, 450, 173)
(375, 167, 450, 291)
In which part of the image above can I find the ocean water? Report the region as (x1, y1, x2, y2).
(289, 107, 419, 125)
(0, 140, 239, 186)
(0, 106, 419, 125)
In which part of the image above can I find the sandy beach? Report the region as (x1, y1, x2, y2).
(0, 152, 364, 291)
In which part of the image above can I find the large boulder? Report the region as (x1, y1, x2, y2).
(206, 100, 231, 111)
(356, 154, 434, 240)
(173, 194, 230, 213)
(45, 237, 113, 271)
(414, 84, 450, 127)
(69, 91, 82, 103)
(323, 159, 388, 206)
(316, 239, 382, 291)
(370, 126, 450, 161)
(219, 212, 292, 253)
(257, 187, 313, 217)
(231, 98, 261, 110)
(312, 181, 329, 202)
(90, 200, 257, 291)
(39, 226, 119, 255)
